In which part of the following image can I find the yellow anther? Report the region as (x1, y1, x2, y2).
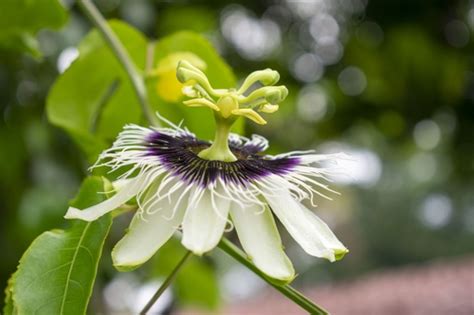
(176, 62, 220, 98)
(264, 86, 288, 104)
(183, 98, 220, 111)
(231, 108, 267, 125)
(217, 95, 239, 118)
(239, 86, 288, 104)
(237, 68, 280, 94)
(259, 104, 279, 113)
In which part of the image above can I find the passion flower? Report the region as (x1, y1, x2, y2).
(65, 62, 348, 281)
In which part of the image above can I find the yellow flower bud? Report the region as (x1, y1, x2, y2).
(152, 52, 206, 102)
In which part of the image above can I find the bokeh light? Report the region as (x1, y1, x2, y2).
(337, 66, 367, 96)
(418, 194, 453, 229)
(413, 119, 441, 150)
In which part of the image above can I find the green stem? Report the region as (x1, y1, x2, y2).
(218, 238, 329, 315)
(77, 0, 160, 127)
(139, 251, 192, 315)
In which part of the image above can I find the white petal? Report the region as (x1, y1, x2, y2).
(181, 187, 230, 255)
(262, 188, 348, 262)
(64, 174, 150, 222)
(112, 183, 187, 270)
(230, 202, 295, 281)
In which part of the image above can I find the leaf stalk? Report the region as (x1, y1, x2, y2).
(140, 251, 192, 315)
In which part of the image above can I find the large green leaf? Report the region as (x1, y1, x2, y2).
(47, 20, 147, 161)
(5, 177, 112, 315)
(150, 31, 243, 140)
(0, 0, 67, 55)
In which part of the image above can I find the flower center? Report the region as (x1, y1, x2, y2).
(176, 60, 288, 162)
(145, 130, 300, 187)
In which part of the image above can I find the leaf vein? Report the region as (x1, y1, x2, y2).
(22, 261, 72, 291)
(58, 222, 92, 314)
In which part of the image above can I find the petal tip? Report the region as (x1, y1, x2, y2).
(324, 247, 349, 262)
(64, 207, 87, 220)
(112, 262, 141, 272)
(268, 270, 296, 284)
(334, 247, 349, 261)
(181, 241, 208, 256)
(111, 247, 146, 272)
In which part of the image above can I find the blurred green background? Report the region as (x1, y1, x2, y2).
(1, 0, 473, 313)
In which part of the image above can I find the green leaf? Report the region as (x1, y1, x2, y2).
(158, 7, 217, 35)
(6, 177, 112, 315)
(3, 275, 16, 315)
(149, 31, 243, 140)
(0, 0, 67, 56)
(47, 20, 147, 161)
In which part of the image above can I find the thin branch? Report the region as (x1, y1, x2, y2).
(218, 238, 329, 315)
(140, 250, 192, 315)
(77, 0, 160, 127)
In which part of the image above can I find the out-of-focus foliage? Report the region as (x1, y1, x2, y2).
(158, 7, 216, 35)
(6, 177, 112, 315)
(0, 0, 67, 56)
(47, 20, 148, 161)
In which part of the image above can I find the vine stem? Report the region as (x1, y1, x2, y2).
(218, 238, 329, 315)
(78, 1, 329, 314)
(140, 251, 192, 315)
(77, 0, 160, 127)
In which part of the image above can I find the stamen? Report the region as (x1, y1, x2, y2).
(237, 68, 280, 94)
(183, 98, 220, 111)
(231, 108, 267, 125)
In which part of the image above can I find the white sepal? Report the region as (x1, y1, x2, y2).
(262, 187, 348, 262)
(230, 202, 295, 281)
(181, 187, 230, 255)
(112, 183, 187, 271)
(64, 173, 150, 222)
